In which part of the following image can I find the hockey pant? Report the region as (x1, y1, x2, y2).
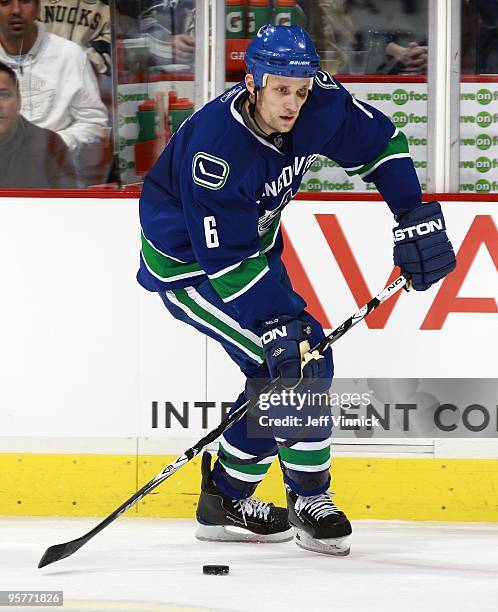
(159, 262, 334, 500)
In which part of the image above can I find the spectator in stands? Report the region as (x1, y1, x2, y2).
(142, 0, 195, 66)
(379, 36, 427, 74)
(0, 61, 77, 188)
(300, 0, 354, 74)
(0, 0, 108, 154)
(117, 0, 195, 70)
(356, 0, 428, 74)
(462, 0, 498, 74)
(39, 0, 111, 76)
(370, 0, 498, 76)
(299, 0, 426, 75)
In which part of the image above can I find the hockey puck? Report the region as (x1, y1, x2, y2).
(203, 564, 229, 575)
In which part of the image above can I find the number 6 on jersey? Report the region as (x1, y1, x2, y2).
(204, 216, 219, 248)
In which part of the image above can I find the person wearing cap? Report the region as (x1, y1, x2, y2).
(137, 24, 456, 556)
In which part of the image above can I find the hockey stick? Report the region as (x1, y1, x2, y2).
(38, 272, 410, 568)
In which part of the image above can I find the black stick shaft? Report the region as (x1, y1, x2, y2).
(38, 273, 409, 568)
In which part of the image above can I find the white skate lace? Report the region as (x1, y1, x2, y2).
(295, 491, 340, 520)
(233, 498, 272, 526)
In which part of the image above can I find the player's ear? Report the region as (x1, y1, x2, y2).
(245, 73, 255, 97)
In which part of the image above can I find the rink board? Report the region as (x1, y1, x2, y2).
(0, 196, 496, 520)
(1, 453, 498, 521)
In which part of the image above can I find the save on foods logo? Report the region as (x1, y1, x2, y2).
(460, 112, 498, 127)
(301, 157, 355, 190)
(461, 157, 498, 173)
(308, 156, 338, 172)
(392, 89, 427, 105)
(282, 213, 498, 330)
(302, 178, 355, 191)
(367, 89, 427, 105)
(460, 179, 498, 192)
(476, 89, 497, 104)
(460, 134, 498, 150)
(461, 88, 498, 105)
(390, 112, 427, 127)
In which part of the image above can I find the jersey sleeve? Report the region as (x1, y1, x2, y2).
(181, 151, 305, 332)
(320, 85, 422, 214)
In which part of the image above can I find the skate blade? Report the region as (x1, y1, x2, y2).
(196, 523, 294, 543)
(294, 529, 350, 556)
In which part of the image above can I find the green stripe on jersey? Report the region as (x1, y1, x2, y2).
(278, 445, 331, 467)
(141, 231, 203, 280)
(171, 288, 265, 359)
(209, 254, 269, 302)
(344, 130, 409, 178)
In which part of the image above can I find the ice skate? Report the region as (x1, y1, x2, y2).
(195, 451, 293, 543)
(286, 487, 352, 556)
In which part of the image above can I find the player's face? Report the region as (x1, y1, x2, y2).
(0, 71, 20, 141)
(254, 75, 310, 134)
(0, 0, 39, 42)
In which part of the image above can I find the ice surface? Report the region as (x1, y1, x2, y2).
(1, 517, 497, 612)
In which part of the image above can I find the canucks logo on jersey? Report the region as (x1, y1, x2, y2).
(314, 70, 340, 90)
(192, 153, 230, 190)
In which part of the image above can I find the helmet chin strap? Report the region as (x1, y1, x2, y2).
(247, 73, 274, 136)
(248, 88, 271, 136)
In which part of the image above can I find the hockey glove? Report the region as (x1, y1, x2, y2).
(393, 200, 456, 291)
(260, 316, 325, 389)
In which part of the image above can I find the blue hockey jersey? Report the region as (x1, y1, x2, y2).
(138, 71, 422, 331)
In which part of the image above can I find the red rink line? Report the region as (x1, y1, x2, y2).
(98, 73, 498, 85)
(295, 193, 498, 202)
(0, 189, 497, 202)
(335, 75, 426, 83)
(328, 75, 498, 83)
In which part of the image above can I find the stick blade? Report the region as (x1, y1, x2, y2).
(38, 537, 86, 568)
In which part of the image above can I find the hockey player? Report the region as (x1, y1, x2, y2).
(138, 25, 456, 555)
